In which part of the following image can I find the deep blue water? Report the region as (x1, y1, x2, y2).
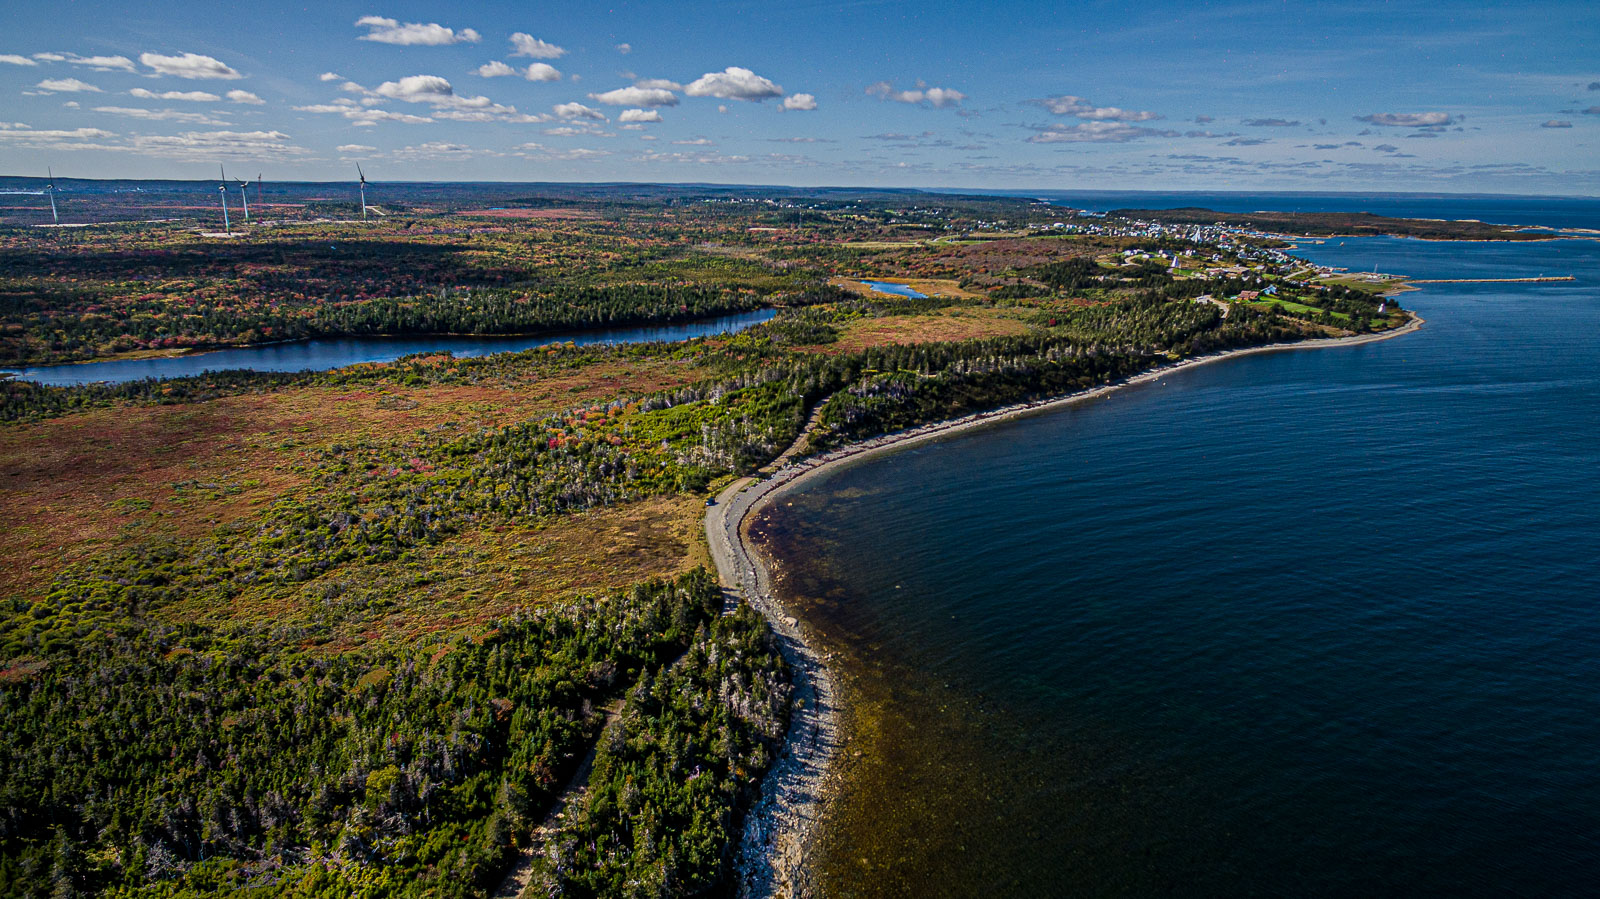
(2, 309, 776, 386)
(761, 230, 1600, 895)
(861, 281, 928, 299)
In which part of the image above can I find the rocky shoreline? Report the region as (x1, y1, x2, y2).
(709, 313, 1424, 898)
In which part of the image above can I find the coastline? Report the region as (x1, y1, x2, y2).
(708, 311, 1423, 898)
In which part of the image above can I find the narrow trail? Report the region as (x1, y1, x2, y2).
(491, 699, 625, 899)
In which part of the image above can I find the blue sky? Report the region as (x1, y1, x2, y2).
(2, 0, 1597, 193)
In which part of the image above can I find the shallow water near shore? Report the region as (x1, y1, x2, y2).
(754, 233, 1600, 896)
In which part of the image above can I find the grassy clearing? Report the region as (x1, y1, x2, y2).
(0, 358, 702, 600)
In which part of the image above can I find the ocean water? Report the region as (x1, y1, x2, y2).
(3, 309, 776, 386)
(754, 231, 1600, 896)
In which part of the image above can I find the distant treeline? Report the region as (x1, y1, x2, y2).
(1111, 207, 1543, 240)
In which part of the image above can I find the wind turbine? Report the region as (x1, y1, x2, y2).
(235, 175, 250, 223)
(256, 173, 263, 215)
(356, 164, 368, 221)
(45, 168, 59, 225)
(218, 164, 231, 235)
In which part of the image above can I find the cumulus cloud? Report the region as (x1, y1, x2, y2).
(1356, 112, 1453, 127)
(1243, 118, 1301, 127)
(686, 67, 784, 101)
(92, 106, 231, 124)
(374, 74, 456, 102)
(35, 78, 101, 93)
(357, 16, 480, 45)
(320, 72, 342, 82)
(477, 61, 517, 78)
(1028, 121, 1180, 143)
(782, 93, 818, 111)
(525, 63, 560, 81)
(616, 43, 632, 54)
(589, 85, 677, 107)
(129, 88, 220, 102)
(337, 143, 377, 153)
(1541, 120, 1572, 128)
(227, 90, 264, 105)
(634, 78, 682, 91)
(140, 52, 242, 80)
(510, 33, 565, 58)
(866, 80, 964, 108)
(1033, 95, 1158, 122)
(0, 54, 38, 66)
(553, 102, 606, 121)
(619, 108, 662, 123)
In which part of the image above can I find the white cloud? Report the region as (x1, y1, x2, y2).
(0, 54, 38, 66)
(374, 74, 456, 102)
(295, 100, 434, 126)
(1034, 95, 1158, 122)
(518, 141, 609, 161)
(673, 138, 712, 145)
(139, 52, 242, 80)
(544, 125, 609, 136)
(782, 93, 817, 111)
(589, 85, 677, 107)
(1356, 112, 1454, 127)
(92, 106, 231, 124)
(319, 72, 343, 82)
(35, 78, 102, 93)
(635, 78, 682, 90)
(356, 16, 480, 46)
(554, 101, 606, 120)
(129, 129, 309, 159)
(524, 63, 561, 82)
(0, 126, 117, 146)
(1027, 121, 1180, 143)
(31, 53, 67, 61)
(338, 143, 377, 153)
(685, 66, 783, 101)
(226, 89, 264, 105)
(510, 33, 565, 59)
(63, 54, 136, 72)
(616, 43, 632, 54)
(619, 108, 662, 123)
(129, 88, 221, 102)
(477, 61, 517, 78)
(866, 81, 964, 108)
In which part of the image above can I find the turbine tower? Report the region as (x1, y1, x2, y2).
(45, 168, 59, 226)
(218, 164, 231, 235)
(357, 164, 368, 221)
(235, 176, 250, 223)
